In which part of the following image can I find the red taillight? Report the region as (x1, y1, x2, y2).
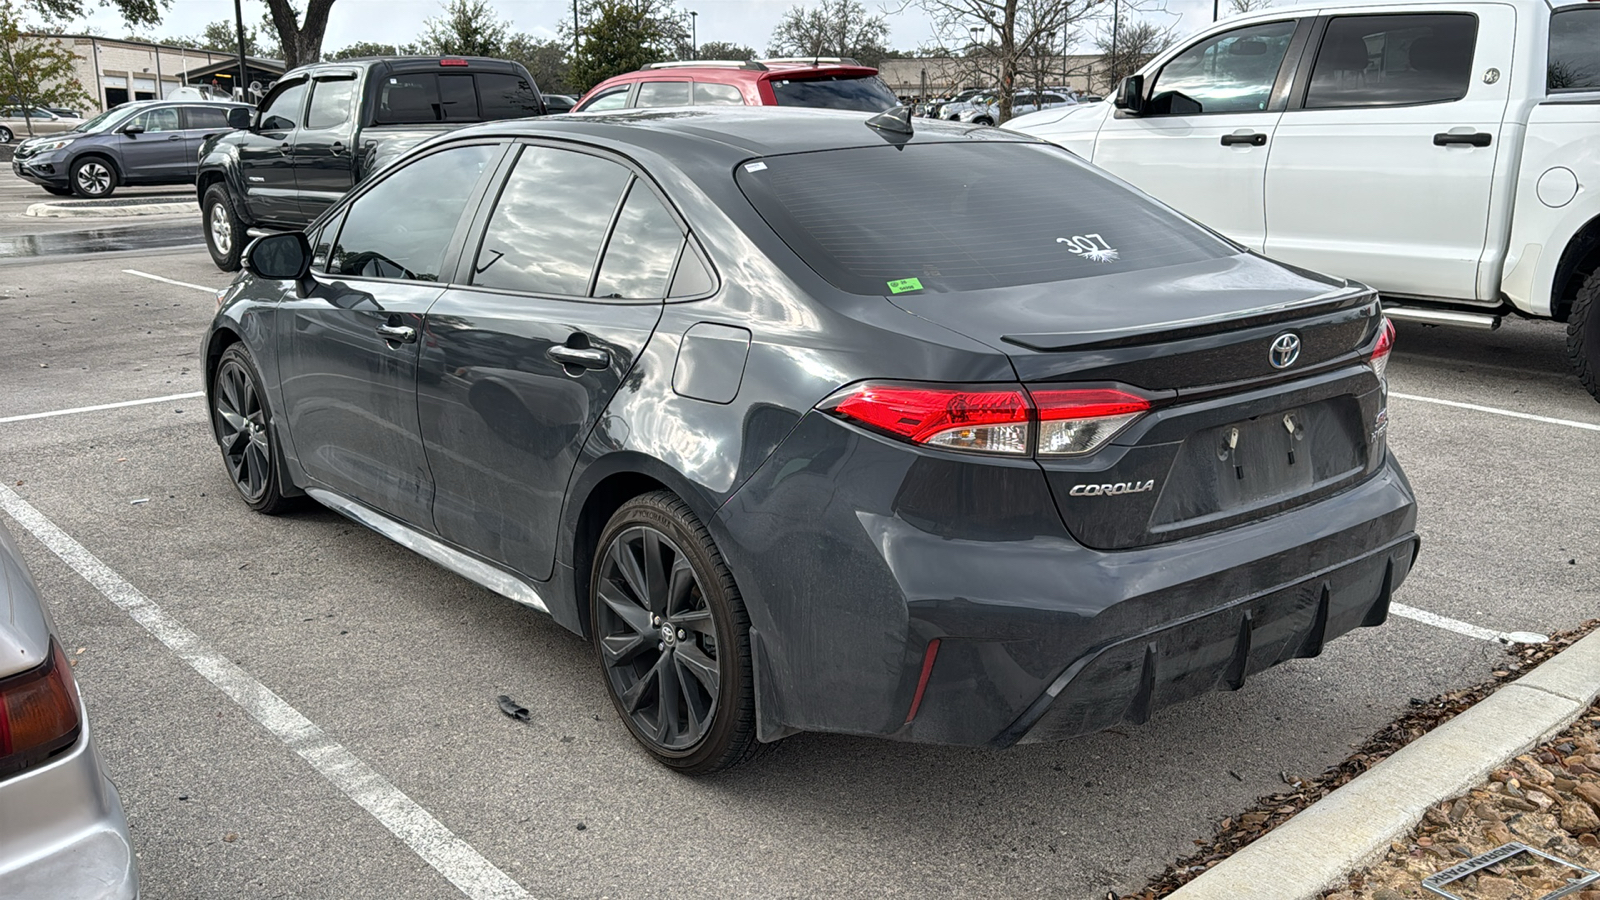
(820, 382, 1150, 456)
(1371, 317, 1396, 382)
(439, 58, 469, 66)
(0, 639, 82, 780)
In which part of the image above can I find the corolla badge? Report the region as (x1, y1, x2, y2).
(1269, 333, 1302, 369)
(1069, 480, 1155, 497)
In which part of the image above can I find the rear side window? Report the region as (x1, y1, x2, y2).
(1304, 14, 1477, 109)
(306, 78, 356, 129)
(1549, 7, 1600, 92)
(768, 75, 897, 111)
(737, 142, 1232, 295)
(637, 81, 692, 108)
(479, 73, 542, 118)
(694, 83, 745, 105)
(183, 106, 230, 128)
(330, 143, 498, 281)
(472, 146, 632, 296)
(593, 182, 684, 300)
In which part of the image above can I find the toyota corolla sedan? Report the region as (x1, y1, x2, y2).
(0, 522, 139, 898)
(203, 107, 1418, 774)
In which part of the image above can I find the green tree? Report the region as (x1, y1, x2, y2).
(766, 0, 891, 67)
(416, 0, 508, 57)
(566, 0, 688, 92)
(0, 0, 90, 135)
(503, 33, 570, 93)
(32, 0, 166, 29)
(325, 40, 402, 60)
(693, 40, 754, 61)
(172, 20, 261, 55)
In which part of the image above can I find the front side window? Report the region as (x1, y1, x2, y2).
(472, 146, 632, 296)
(580, 88, 630, 112)
(636, 81, 692, 108)
(259, 81, 307, 131)
(593, 182, 684, 300)
(1304, 14, 1477, 109)
(1149, 20, 1297, 114)
(330, 143, 499, 281)
(134, 107, 181, 132)
(1550, 7, 1600, 92)
(769, 75, 897, 111)
(306, 78, 356, 129)
(693, 82, 745, 105)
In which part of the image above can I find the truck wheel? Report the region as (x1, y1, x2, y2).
(70, 156, 117, 198)
(1567, 272, 1600, 403)
(203, 184, 243, 272)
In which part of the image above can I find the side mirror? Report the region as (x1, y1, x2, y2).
(227, 106, 254, 130)
(1114, 75, 1145, 114)
(244, 232, 311, 281)
(122, 122, 144, 135)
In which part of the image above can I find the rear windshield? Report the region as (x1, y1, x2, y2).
(768, 75, 897, 111)
(375, 71, 543, 124)
(1550, 6, 1600, 92)
(737, 141, 1233, 295)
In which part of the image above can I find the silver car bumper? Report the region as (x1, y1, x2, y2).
(0, 702, 139, 900)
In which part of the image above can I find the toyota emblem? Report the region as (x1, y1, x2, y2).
(1269, 333, 1302, 369)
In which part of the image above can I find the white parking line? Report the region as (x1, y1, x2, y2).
(122, 269, 221, 294)
(0, 483, 533, 900)
(1390, 392, 1600, 433)
(0, 391, 205, 425)
(1391, 602, 1547, 645)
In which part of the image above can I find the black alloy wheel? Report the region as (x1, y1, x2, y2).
(211, 344, 296, 514)
(592, 492, 760, 774)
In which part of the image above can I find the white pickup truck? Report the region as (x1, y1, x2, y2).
(1008, 0, 1600, 400)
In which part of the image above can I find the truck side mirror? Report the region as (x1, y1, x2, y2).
(227, 106, 254, 130)
(1114, 75, 1145, 114)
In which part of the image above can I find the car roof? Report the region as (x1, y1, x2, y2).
(445, 106, 1038, 161)
(594, 60, 880, 88)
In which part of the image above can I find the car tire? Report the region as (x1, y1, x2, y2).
(591, 491, 763, 774)
(975, 117, 995, 126)
(69, 156, 117, 198)
(211, 343, 299, 515)
(1567, 271, 1600, 403)
(0, 126, 12, 143)
(203, 184, 244, 272)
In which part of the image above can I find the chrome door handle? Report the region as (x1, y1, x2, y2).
(546, 345, 610, 370)
(376, 323, 416, 343)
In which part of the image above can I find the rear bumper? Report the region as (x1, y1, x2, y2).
(0, 704, 139, 900)
(713, 411, 1418, 747)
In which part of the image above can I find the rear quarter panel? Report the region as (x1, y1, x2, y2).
(1499, 96, 1600, 317)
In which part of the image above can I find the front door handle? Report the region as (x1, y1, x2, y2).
(331, 141, 345, 155)
(1220, 132, 1267, 146)
(376, 323, 416, 343)
(166, 134, 182, 141)
(1433, 132, 1492, 147)
(546, 345, 610, 370)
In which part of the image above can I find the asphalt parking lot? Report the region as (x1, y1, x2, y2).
(1, 172, 1596, 899)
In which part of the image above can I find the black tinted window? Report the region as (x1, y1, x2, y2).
(1305, 14, 1477, 109)
(440, 74, 476, 120)
(183, 106, 230, 128)
(594, 182, 683, 300)
(1150, 21, 1296, 114)
(1550, 7, 1600, 92)
(737, 142, 1232, 295)
(331, 144, 498, 281)
(377, 73, 441, 123)
(637, 81, 692, 107)
(259, 81, 306, 130)
(769, 75, 897, 111)
(472, 146, 632, 296)
(480, 74, 542, 118)
(306, 78, 355, 129)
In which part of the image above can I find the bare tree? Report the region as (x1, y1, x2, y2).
(263, 0, 337, 69)
(1093, 16, 1171, 92)
(1227, 0, 1271, 13)
(915, 0, 1102, 123)
(768, 0, 891, 67)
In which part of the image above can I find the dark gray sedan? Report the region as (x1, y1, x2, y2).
(203, 107, 1419, 773)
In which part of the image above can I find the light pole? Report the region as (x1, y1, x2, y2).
(690, 11, 697, 58)
(233, 0, 248, 101)
(573, 0, 580, 58)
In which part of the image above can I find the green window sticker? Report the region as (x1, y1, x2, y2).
(887, 277, 923, 294)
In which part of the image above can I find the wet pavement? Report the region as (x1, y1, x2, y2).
(0, 221, 203, 260)
(0, 168, 200, 251)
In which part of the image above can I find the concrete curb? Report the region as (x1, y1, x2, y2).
(24, 200, 196, 218)
(1166, 629, 1600, 900)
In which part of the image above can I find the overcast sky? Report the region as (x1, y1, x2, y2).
(59, 0, 1221, 58)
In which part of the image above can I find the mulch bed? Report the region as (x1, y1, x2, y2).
(1117, 618, 1600, 899)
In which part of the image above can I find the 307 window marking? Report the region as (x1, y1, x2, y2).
(1057, 234, 1120, 263)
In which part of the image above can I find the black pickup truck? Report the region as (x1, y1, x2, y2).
(198, 56, 544, 270)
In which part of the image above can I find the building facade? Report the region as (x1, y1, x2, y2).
(30, 35, 284, 113)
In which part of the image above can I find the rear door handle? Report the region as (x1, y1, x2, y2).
(1433, 132, 1492, 147)
(376, 323, 416, 343)
(546, 345, 610, 370)
(1220, 132, 1267, 146)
